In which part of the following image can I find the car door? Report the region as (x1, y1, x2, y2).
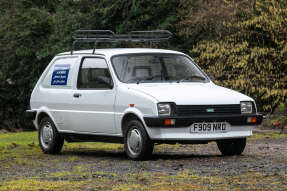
(66, 57, 116, 134)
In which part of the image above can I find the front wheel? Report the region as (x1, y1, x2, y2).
(217, 138, 246, 156)
(124, 120, 154, 160)
(38, 116, 64, 154)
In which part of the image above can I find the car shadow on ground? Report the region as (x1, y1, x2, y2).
(151, 153, 224, 160)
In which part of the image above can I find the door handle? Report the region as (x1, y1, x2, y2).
(73, 93, 82, 98)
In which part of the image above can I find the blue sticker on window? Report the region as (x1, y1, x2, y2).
(51, 64, 70, 85)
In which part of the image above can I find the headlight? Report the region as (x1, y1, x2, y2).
(240, 101, 253, 114)
(157, 103, 171, 116)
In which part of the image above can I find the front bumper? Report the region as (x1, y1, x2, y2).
(143, 114, 263, 141)
(25, 110, 37, 121)
(144, 114, 263, 128)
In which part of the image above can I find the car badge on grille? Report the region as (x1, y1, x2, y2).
(206, 108, 215, 112)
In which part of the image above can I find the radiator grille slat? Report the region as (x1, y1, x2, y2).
(176, 104, 241, 116)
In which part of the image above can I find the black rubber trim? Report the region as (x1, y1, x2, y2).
(60, 133, 123, 143)
(144, 114, 263, 127)
(25, 110, 37, 121)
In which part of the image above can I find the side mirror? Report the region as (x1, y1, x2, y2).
(96, 76, 113, 89)
(209, 75, 215, 81)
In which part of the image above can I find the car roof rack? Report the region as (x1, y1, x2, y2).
(71, 30, 172, 54)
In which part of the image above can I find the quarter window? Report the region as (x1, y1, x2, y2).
(77, 58, 113, 89)
(42, 57, 77, 88)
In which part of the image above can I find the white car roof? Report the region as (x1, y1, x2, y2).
(57, 48, 185, 58)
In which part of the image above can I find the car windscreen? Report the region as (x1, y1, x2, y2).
(111, 54, 209, 83)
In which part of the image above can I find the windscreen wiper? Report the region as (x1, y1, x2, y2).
(177, 75, 206, 83)
(136, 75, 161, 84)
(136, 79, 145, 84)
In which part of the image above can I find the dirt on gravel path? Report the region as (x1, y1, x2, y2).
(0, 132, 287, 190)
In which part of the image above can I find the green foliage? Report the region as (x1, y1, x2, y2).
(0, 0, 286, 130)
(0, 0, 178, 130)
(183, 0, 287, 112)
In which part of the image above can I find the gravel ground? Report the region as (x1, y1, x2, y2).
(0, 132, 287, 190)
(1, 137, 287, 179)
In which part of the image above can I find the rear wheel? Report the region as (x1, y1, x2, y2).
(124, 119, 154, 160)
(39, 116, 64, 154)
(217, 138, 246, 156)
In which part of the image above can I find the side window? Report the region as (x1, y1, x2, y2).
(77, 58, 113, 89)
(42, 57, 77, 88)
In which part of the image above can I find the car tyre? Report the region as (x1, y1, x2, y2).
(38, 116, 64, 154)
(217, 138, 246, 156)
(124, 119, 154, 160)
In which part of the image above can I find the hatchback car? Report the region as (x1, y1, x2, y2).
(27, 30, 263, 160)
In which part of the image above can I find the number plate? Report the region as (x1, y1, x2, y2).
(190, 122, 230, 133)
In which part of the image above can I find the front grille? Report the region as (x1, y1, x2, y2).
(176, 104, 241, 116)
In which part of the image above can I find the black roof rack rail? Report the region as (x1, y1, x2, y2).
(71, 30, 172, 54)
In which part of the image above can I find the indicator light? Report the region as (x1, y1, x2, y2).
(247, 117, 257, 123)
(164, 119, 175, 126)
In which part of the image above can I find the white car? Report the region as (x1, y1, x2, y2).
(27, 30, 262, 160)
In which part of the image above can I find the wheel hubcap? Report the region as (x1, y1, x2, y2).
(41, 122, 53, 149)
(127, 128, 142, 156)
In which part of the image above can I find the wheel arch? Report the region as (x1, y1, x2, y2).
(35, 110, 59, 131)
(121, 112, 150, 137)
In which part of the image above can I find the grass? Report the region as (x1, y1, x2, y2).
(250, 132, 287, 140)
(0, 130, 285, 149)
(0, 131, 123, 169)
(0, 131, 286, 190)
(275, 103, 286, 113)
(262, 103, 287, 130)
(0, 170, 286, 191)
(0, 132, 37, 148)
(0, 179, 86, 191)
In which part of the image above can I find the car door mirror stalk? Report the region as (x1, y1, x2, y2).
(209, 75, 215, 81)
